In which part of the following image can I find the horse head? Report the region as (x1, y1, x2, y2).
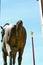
(0, 26, 5, 42)
(0, 23, 9, 42)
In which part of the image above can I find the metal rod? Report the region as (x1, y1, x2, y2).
(32, 37, 35, 65)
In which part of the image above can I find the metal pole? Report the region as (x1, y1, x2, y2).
(30, 31, 35, 65)
(32, 37, 35, 65)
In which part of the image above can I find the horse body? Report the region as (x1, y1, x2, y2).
(17, 26, 26, 50)
(1, 20, 27, 65)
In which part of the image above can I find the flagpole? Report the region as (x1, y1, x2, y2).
(30, 31, 35, 65)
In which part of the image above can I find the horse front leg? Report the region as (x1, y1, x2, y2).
(2, 47, 7, 65)
(3, 52, 7, 65)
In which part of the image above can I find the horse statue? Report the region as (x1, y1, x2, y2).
(0, 20, 27, 65)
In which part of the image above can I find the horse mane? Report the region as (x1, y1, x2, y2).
(3, 23, 10, 27)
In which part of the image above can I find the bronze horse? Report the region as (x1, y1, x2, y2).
(0, 20, 27, 65)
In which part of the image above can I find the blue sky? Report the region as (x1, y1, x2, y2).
(0, 0, 1, 13)
(0, 0, 43, 65)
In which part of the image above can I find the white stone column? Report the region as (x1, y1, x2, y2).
(39, 0, 43, 38)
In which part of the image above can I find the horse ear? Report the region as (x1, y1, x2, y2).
(0, 26, 3, 30)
